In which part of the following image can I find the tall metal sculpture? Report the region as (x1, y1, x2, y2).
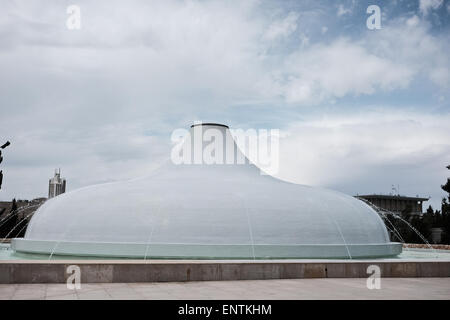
(0, 141, 11, 189)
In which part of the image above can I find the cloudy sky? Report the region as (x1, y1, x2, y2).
(0, 0, 449, 210)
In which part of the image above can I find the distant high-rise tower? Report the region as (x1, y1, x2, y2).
(48, 169, 66, 198)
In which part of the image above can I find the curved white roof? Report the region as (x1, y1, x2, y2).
(13, 124, 401, 259)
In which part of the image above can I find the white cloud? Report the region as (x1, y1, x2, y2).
(406, 15, 420, 27)
(1, 122, 170, 200)
(281, 38, 413, 104)
(367, 16, 450, 89)
(264, 12, 299, 41)
(0, 0, 269, 119)
(1, 1, 448, 110)
(429, 67, 450, 86)
(272, 110, 450, 209)
(337, 4, 352, 17)
(278, 16, 450, 104)
(419, 0, 444, 16)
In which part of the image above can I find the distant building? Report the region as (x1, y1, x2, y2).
(48, 169, 66, 198)
(356, 194, 428, 214)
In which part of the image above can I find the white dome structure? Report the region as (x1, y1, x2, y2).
(12, 123, 401, 259)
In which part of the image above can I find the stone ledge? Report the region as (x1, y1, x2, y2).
(403, 243, 450, 250)
(0, 260, 449, 283)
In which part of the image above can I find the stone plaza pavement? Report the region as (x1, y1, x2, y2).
(0, 278, 449, 300)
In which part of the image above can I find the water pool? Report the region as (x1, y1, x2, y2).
(1, 243, 450, 261)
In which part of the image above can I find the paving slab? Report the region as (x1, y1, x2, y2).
(0, 278, 448, 300)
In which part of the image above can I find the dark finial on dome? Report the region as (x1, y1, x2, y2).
(190, 123, 229, 129)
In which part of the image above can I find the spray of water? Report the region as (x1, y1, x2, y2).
(144, 203, 161, 261)
(0, 203, 41, 228)
(359, 198, 437, 255)
(235, 194, 256, 260)
(1, 209, 37, 243)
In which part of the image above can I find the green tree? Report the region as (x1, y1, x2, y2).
(0, 198, 18, 238)
(441, 165, 450, 244)
(10, 198, 17, 213)
(442, 165, 450, 194)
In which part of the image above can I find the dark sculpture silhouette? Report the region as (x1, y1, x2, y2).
(1, 141, 10, 149)
(0, 140, 11, 189)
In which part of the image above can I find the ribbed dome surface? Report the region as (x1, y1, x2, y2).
(12, 124, 401, 259)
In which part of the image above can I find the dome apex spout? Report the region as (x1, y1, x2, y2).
(190, 123, 229, 129)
